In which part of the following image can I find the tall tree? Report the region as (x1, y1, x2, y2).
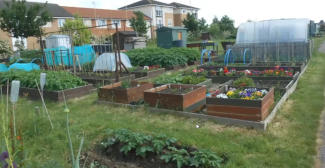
(183, 13, 199, 33)
(198, 17, 208, 32)
(212, 16, 219, 24)
(0, 0, 52, 38)
(219, 15, 235, 33)
(61, 16, 92, 46)
(208, 23, 221, 39)
(130, 11, 148, 36)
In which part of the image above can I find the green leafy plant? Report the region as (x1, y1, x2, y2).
(126, 47, 200, 68)
(101, 129, 225, 168)
(0, 70, 87, 91)
(161, 146, 191, 168)
(233, 76, 255, 87)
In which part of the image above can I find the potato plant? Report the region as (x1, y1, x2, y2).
(101, 129, 225, 168)
(0, 70, 87, 91)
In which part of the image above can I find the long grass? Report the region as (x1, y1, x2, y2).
(1, 37, 325, 167)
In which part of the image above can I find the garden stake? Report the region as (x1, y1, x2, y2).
(10, 80, 20, 137)
(35, 79, 54, 129)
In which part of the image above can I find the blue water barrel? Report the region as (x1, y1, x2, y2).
(172, 40, 184, 47)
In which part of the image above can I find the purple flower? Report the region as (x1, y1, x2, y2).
(0, 151, 17, 168)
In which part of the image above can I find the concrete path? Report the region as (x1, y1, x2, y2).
(316, 41, 325, 168)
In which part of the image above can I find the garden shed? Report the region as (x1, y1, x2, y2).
(113, 31, 136, 50)
(229, 19, 312, 63)
(157, 27, 187, 49)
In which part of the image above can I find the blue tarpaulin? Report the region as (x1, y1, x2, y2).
(43, 45, 96, 66)
(8, 59, 40, 71)
(0, 64, 8, 72)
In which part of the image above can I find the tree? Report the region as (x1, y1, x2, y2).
(219, 15, 235, 33)
(61, 16, 92, 46)
(208, 23, 222, 39)
(0, 0, 52, 38)
(320, 20, 325, 32)
(0, 40, 12, 59)
(183, 13, 199, 33)
(198, 18, 208, 32)
(130, 11, 148, 36)
(212, 16, 219, 24)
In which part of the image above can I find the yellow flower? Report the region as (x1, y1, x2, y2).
(241, 96, 250, 100)
(226, 91, 234, 96)
(254, 91, 262, 97)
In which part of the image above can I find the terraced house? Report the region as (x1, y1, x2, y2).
(0, 1, 151, 50)
(0, 0, 73, 50)
(119, 0, 199, 37)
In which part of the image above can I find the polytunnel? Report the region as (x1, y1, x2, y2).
(227, 19, 312, 64)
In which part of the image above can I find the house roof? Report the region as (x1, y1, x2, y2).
(0, 0, 73, 18)
(169, 2, 199, 10)
(119, 0, 172, 9)
(63, 6, 151, 20)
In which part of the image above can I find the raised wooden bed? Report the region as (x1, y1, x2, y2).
(208, 72, 299, 84)
(206, 88, 274, 121)
(165, 64, 187, 71)
(98, 81, 154, 104)
(1, 84, 94, 102)
(144, 84, 206, 112)
(76, 73, 135, 86)
(131, 68, 165, 79)
(199, 64, 304, 73)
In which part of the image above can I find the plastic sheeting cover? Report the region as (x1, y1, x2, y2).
(0, 64, 8, 72)
(236, 19, 310, 44)
(93, 53, 132, 72)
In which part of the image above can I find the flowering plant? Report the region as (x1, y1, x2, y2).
(216, 66, 294, 77)
(209, 87, 269, 100)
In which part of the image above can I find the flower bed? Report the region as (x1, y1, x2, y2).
(98, 81, 154, 104)
(208, 66, 299, 83)
(144, 84, 206, 112)
(199, 63, 304, 74)
(206, 87, 274, 121)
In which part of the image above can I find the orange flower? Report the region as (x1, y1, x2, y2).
(16, 136, 21, 141)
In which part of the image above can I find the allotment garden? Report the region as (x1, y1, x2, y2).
(0, 21, 324, 167)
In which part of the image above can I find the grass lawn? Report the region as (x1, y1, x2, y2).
(1, 37, 325, 167)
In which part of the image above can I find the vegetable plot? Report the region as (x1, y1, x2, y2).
(0, 70, 87, 91)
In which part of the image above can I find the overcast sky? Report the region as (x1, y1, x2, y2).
(30, 0, 325, 26)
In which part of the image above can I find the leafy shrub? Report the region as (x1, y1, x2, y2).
(0, 70, 87, 91)
(20, 50, 43, 59)
(126, 47, 200, 68)
(233, 76, 255, 87)
(0, 40, 12, 59)
(101, 129, 225, 168)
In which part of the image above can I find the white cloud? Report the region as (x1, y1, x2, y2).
(30, 0, 325, 26)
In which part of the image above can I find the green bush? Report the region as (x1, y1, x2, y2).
(126, 47, 200, 68)
(0, 40, 13, 59)
(0, 70, 87, 91)
(233, 76, 255, 87)
(20, 50, 43, 59)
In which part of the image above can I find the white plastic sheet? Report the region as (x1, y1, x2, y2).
(93, 53, 132, 72)
(236, 19, 310, 44)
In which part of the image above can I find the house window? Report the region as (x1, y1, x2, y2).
(168, 19, 173, 27)
(43, 22, 52, 28)
(111, 20, 121, 29)
(126, 20, 132, 27)
(157, 19, 163, 28)
(156, 7, 163, 17)
(83, 19, 92, 27)
(58, 19, 66, 27)
(96, 19, 107, 28)
(182, 9, 186, 14)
